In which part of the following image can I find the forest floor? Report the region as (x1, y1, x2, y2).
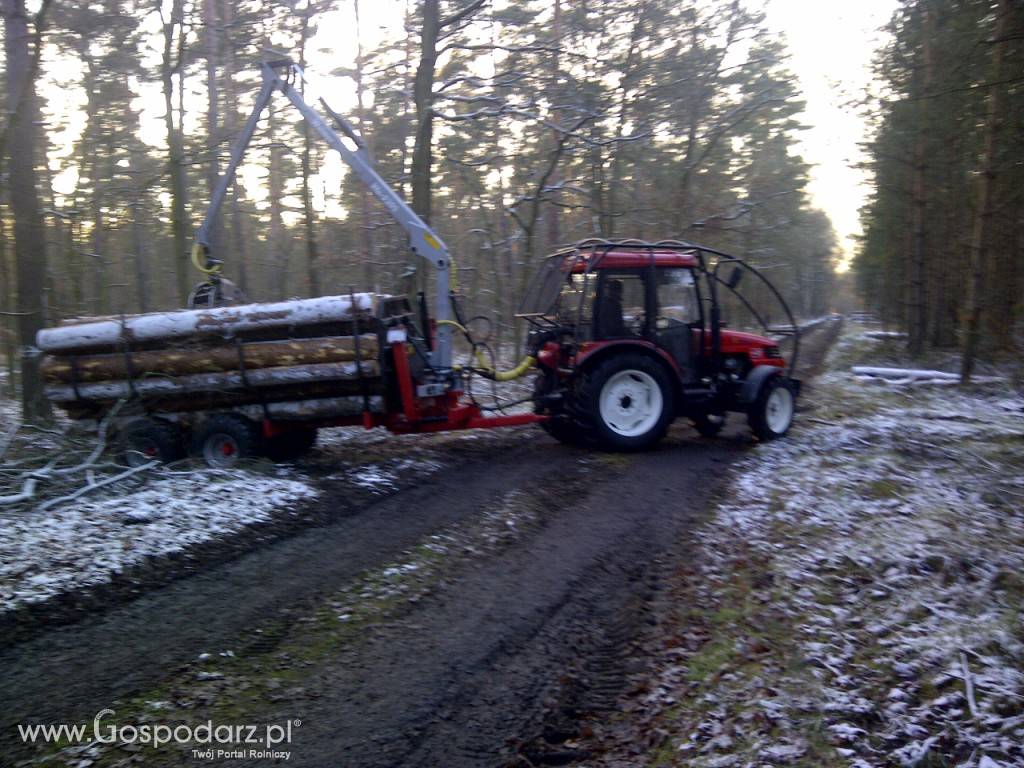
(575, 322, 1024, 767)
(2, 317, 1021, 767)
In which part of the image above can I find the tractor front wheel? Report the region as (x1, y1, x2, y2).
(748, 376, 796, 441)
(577, 354, 673, 451)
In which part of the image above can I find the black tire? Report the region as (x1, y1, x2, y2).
(747, 376, 796, 441)
(533, 372, 591, 447)
(574, 353, 674, 451)
(540, 417, 591, 447)
(692, 412, 726, 438)
(191, 413, 263, 467)
(116, 418, 186, 466)
(264, 427, 318, 461)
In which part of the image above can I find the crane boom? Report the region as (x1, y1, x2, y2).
(192, 57, 455, 372)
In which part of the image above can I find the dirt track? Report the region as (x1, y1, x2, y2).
(1, 320, 840, 766)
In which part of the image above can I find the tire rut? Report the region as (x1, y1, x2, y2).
(0, 437, 573, 757)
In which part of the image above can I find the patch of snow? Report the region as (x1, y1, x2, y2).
(0, 469, 317, 611)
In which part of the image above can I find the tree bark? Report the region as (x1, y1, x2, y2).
(354, 0, 377, 290)
(907, 2, 934, 358)
(42, 336, 378, 383)
(2, 0, 51, 420)
(298, 5, 321, 297)
(204, 0, 224, 257)
(961, 0, 1009, 382)
(161, 0, 190, 304)
(44, 360, 381, 405)
(411, 0, 440, 227)
(37, 293, 377, 353)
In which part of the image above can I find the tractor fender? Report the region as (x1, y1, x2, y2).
(574, 340, 684, 387)
(738, 365, 787, 405)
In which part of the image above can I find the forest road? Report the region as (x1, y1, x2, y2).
(0, 319, 840, 766)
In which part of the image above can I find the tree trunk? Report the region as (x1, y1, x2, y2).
(354, 0, 376, 290)
(204, 0, 223, 257)
(2, 0, 51, 420)
(298, 7, 321, 297)
(162, 0, 190, 304)
(267, 100, 286, 299)
(961, 0, 1008, 382)
(0, 211, 17, 399)
(221, 0, 249, 296)
(411, 0, 439, 226)
(907, 3, 934, 358)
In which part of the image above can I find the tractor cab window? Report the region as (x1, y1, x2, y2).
(594, 272, 648, 339)
(656, 268, 700, 326)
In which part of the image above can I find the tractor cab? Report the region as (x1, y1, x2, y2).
(521, 239, 801, 449)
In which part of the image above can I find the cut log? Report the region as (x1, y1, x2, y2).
(41, 335, 379, 383)
(56, 381, 378, 419)
(44, 360, 381, 404)
(241, 395, 384, 420)
(36, 294, 379, 353)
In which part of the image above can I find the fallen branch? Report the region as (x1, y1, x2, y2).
(852, 366, 1004, 386)
(0, 478, 39, 506)
(960, 650, 980, 720)
(37, 462, 156, 512)
(0, 420, 19, 461)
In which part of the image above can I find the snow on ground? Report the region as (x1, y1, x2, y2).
(595, 320, 1024, 767)
(0, 469, 316, 611)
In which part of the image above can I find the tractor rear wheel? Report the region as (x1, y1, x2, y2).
(540, 417, 590, 447)
(116, 418, 186, 466)
(576, 353, 673, 451)
(192, 414, 263, 468)
(748, 376, 796, 441)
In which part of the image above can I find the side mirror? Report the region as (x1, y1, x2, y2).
(726, 266, 743, 290)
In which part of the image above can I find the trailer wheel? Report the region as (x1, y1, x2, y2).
(692, 412, 726, 438)
(117, 418, 186, 467)
(192, 414, 263, 468)
(577, 353, 673, 451)
(264, 427, 318, 461)
(748, 376, 795, 441)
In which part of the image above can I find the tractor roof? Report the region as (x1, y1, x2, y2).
(553, 240, 700, 272)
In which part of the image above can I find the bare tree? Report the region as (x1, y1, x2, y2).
(1, 0, 53, 420)
(961, 0, 1010, 382)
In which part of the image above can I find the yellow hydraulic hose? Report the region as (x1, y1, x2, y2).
(475, 351, 536, 381)
(437, 319, 536, 381)
(191, 242, 221, 275)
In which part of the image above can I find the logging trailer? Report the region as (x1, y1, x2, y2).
(37, 57, 802, 466)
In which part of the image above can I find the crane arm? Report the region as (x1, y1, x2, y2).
(192, 57, 455, 371)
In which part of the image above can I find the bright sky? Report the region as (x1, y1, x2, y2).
(40, 0, 897, 271)
(763, 0, 898, 270)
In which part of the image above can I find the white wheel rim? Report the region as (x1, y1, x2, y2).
(203, 433, 240, 467)
(599, 369, 663, 437)
(765, 386, 794, 434)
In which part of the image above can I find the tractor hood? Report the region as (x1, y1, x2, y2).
(718, 329, 777, 351)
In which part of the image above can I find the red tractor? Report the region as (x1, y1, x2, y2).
(522, 239, 801, 450)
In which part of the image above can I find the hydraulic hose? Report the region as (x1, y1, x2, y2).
(436, 319, 536, 381)
(473, 351, 536, 381)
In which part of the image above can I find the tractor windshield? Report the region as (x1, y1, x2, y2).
(518, 254, 571, 317)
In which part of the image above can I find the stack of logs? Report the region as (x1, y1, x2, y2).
(36, 294, 386, 420)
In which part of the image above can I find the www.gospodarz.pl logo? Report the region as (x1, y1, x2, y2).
(18, 709, 299, 761)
